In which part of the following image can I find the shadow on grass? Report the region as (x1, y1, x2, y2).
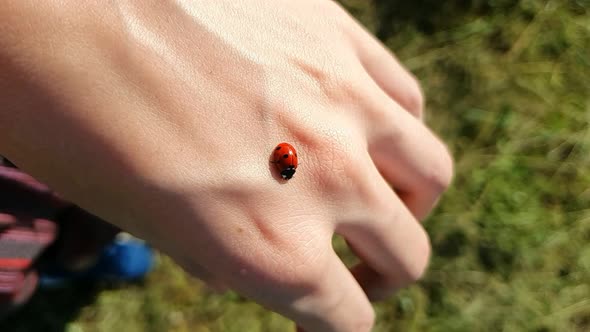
(0, 283, 100, 332)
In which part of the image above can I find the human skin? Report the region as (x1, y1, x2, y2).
(0, 1, 453, 331)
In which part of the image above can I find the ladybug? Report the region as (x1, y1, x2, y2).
(272, 142, 298, 180)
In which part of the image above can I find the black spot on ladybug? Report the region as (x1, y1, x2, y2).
(283, 154, 289, 158)
(281, 168, 296, 179)
(275, 146, 281, 150)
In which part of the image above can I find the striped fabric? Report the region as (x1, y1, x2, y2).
(0, 158, 120, 313)
(0, 160, 63, 309)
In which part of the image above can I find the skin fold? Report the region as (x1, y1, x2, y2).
(0, 1, 453, 331)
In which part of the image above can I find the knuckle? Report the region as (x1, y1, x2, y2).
(403, 77, 425, 117)
(352, 308, 376, 332)
(400, 231, 432, 283)
(367, 222, 431, 287)
(306, 128, 365, 193)
(322, 73, 368, 107)
(425, 142, 454, 194)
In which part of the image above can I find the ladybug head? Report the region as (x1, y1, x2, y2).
(280, 167, 296, 180)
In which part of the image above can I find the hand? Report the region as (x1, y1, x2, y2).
(0, 1, 453, 331)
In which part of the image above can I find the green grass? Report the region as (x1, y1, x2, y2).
(2, 1, 589, 331)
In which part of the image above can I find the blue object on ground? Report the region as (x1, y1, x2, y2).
(39, 236, 154, 288)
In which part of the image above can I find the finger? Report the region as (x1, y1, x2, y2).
(347, 22, 424, 118)
(284, 250, 375, 332)
(225, 246, 375, 332)
(363, 89, 453, 220)
(336, 161, 431, 300)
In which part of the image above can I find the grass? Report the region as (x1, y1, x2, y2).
(1, 0, 589, 331)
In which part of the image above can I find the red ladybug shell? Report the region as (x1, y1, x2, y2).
(272, 142, 298, 180)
